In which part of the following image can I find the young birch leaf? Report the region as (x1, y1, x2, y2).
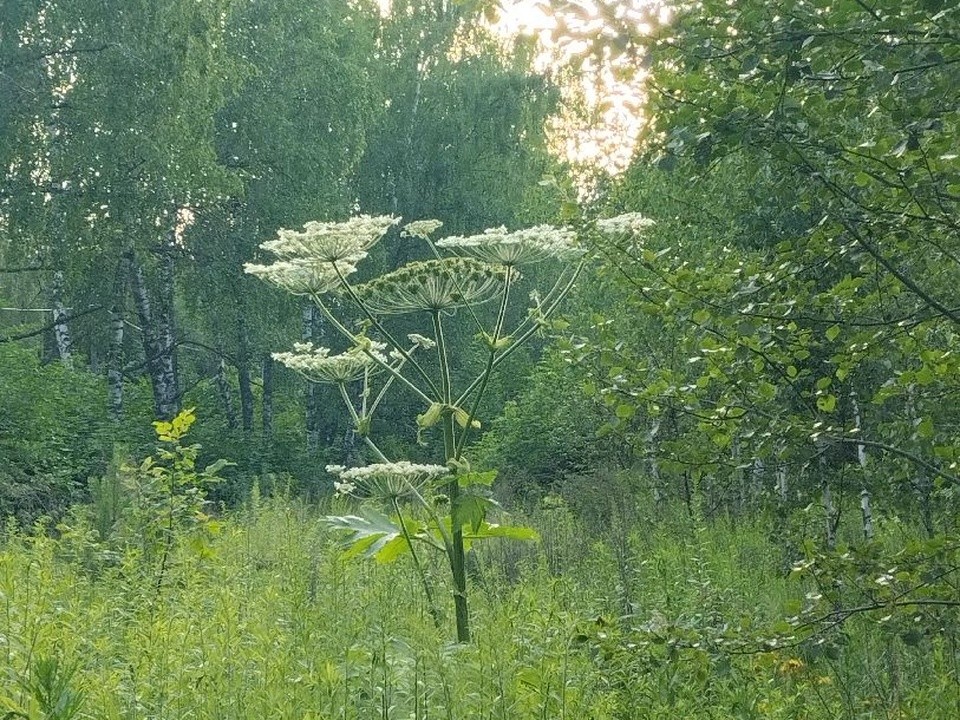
(459, 470, 498, 487)
(817, 394, 837, 412)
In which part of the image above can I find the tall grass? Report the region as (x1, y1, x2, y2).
(0, 487, 955, 719)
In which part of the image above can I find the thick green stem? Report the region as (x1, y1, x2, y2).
(433, 310, 470, 642)
(443, 411, 470, 643)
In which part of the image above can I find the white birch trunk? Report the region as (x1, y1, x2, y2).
(106, 255, 131, 422)
(51, 270, 73, 368)
(859, 488, 874, 541)
(751, 457, 764, 509)
(131, 254, 178, 420)
(303, 302, 323, 452)
(155, 245, 179, 418)
(822, 481, 837, 549)
(850, 390, 873, 540)
(236, 315, 254, 434)
(776, 463, 788, 505)
(107, 309, 125, 421)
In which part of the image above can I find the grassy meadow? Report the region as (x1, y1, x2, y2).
(0, 480, 956, 720)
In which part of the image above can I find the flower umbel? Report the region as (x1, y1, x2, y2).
(243, 259, 354, 296)
(437, 224, 582, 266)
(354, 257, 504, 315)
(596, 212, 655, 238)
(327, 461, 450, 499)
(272, 341, 389, 383)
(401, 219, 443, 240)
(260, 214, 401, 263)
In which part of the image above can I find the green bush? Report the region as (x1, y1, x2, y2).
(0, 345, 152, 523)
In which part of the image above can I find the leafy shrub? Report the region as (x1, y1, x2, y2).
(0, 345, 151, 523)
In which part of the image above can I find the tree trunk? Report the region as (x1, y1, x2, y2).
(303, 303, 323, 452)
(776, 462, 788, 505)
(859, 488, 874, 541)
(822, 480, 837, 549)
(129, 251, 179, 420)
(50, 270, 73, 368)
(107, 309, 125, 421)
(906, 386, 935, 537)
(215, 358, 238, 430)
(850, 390, 873, 540)
(236, 315, 254, 434)
(262, 353, 274, 438)
(107, 256, 131, 422)
(156, 243, 179, 410)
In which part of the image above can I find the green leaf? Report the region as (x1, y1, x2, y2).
(453, 407, 480, 429)
(459, 470, 498, 487)
(916, 416, 934, 439)
(615, 403, 636, 420)
(453, 494, 493, 532)
(465, 521, 539, 542)
(817, 394, 837, 412)
(825, 324, 841, 342)
(322, 509, 408, 563)
(692, 308, 711, 324)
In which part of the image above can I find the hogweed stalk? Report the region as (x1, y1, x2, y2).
(246, 211, 652, 642)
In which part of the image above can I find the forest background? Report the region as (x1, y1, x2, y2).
(0, 0, 958, 718)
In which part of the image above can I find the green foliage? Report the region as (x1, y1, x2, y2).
(606, 0, 960, 519)
(0, 654, 86, 720)
(56, 408, 230, 591)
(477, 349, 622, 492)
(0, 491, 955, 719)
(0, 345, 152, 524)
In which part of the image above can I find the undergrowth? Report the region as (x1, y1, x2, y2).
(0, 487, 956, 719)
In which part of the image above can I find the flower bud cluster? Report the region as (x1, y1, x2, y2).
(401, 219, 444, 240)
(354, 257, 505, 315)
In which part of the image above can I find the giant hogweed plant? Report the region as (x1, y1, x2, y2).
(246, 212, 651, 642)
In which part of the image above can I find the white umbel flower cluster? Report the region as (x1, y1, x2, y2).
(436, 224, 582, 266)
(263, 215, 401, 263)
(245, 215, 400, 295)
(327, 461, 450, 499)
(243, 259, 354, 296)
(272, 341, 389, 384)
(401, 219, 444, 240)
(355, 257, 504, 315)
(596, 212, 655, 237)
